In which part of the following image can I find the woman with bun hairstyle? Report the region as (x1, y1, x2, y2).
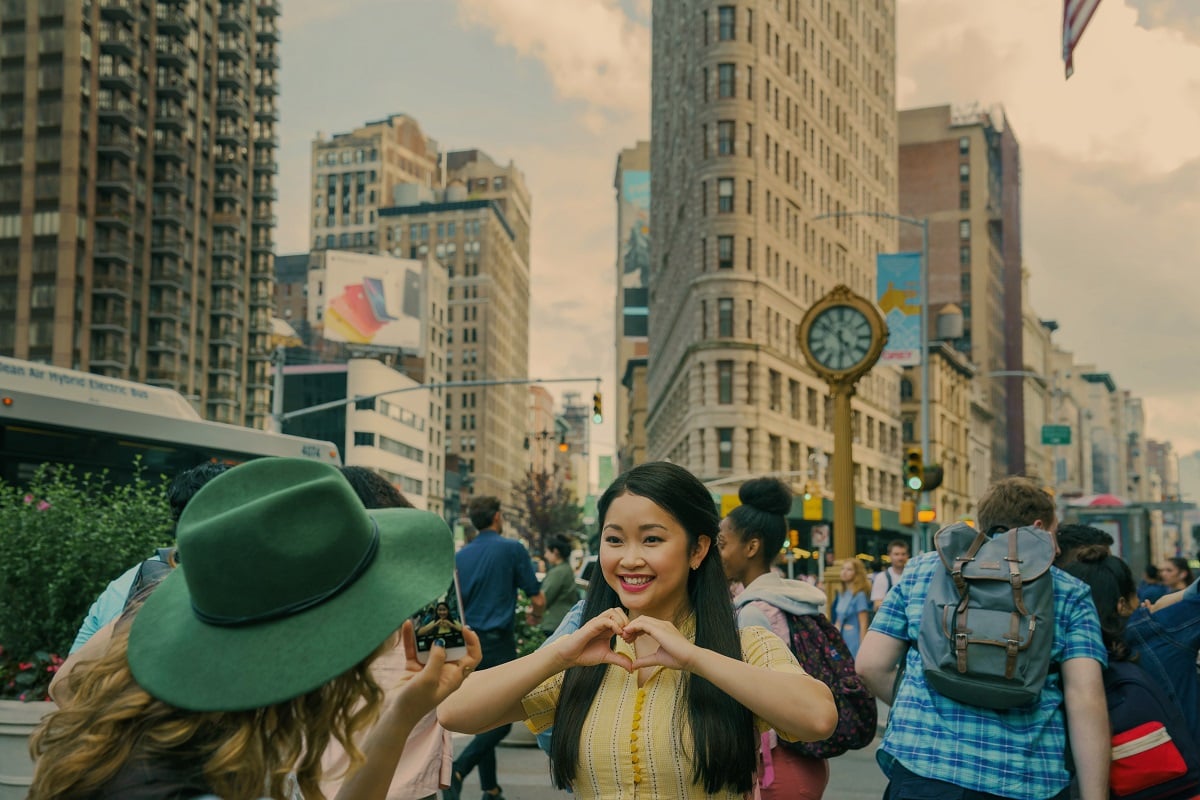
(28, 459, 480, 800)
(718, 477, 832, 800)
(833, 559, 872, 657)
(439, 462, 837, 799)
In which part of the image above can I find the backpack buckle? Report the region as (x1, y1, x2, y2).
(954, 633, 969, 672)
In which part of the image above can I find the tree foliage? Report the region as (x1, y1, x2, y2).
(509, 466, 583, 555)
(0, 461, 171, 698)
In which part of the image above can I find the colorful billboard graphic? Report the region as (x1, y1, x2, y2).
(321, 251, 424, 353)
(876, 252, 923, 366)
(619, 170, 650, 291)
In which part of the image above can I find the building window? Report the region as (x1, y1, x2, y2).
(718, 6, 735, 40)
(959, 220, 970, 240)
(718, 63, 735, 98)
(717, 177, 734, 213)
(958, 136, 970, 154)
(717, 120, 734, 155)
(717, 235, 733, 269)
(353, 431, 375, 447)
(768, 369, 781, 411)
(717, 297, 733, 337)
(769, 435, 782, 473)
(959, 163, 970, 182)
(960, 189, 970, 210)
(717, 360, 733, 404)
(959, 245, 971, 265)
(900, 378, 913, 400)
(718, 427, 734, 469)
(789, 379, 801, 420)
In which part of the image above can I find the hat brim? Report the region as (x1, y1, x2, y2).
(128, 508, 454, 712)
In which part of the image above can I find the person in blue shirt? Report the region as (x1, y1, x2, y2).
(447, 496, 544, 800)
(855, 476, 1111, 800)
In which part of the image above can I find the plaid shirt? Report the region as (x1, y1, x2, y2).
(871, 551, 1107, 800)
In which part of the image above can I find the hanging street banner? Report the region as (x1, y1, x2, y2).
(876, 252, 923, 366)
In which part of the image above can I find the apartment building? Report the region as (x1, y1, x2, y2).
(0, 0, 281, 427)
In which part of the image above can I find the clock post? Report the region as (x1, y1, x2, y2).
(797, 285, 888, 610)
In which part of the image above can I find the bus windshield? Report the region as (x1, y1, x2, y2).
(0, 356, 341, 485)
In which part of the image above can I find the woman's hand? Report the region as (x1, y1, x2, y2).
(397, 620, 482, 717)
(620, 616, 700, 672)
(551, 607, 633, 672)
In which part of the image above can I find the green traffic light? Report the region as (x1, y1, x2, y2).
(592, 413, 602, 424)
(906, 476, 924, 491)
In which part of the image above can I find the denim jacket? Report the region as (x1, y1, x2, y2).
(1125, 577, 1200, 734)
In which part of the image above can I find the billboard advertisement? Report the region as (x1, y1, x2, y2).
(876, 252, 923, 366)
(320, 251, 424, 353)
(619, 170, 650, 292)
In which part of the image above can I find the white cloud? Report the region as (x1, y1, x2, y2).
(898, 0, 1200, 172)
(898, 0, 1200, 454)
(454, 0, 651, 122)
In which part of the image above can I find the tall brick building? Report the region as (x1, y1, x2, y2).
(898, 104, 1024, 478)
(0, 0, 281, 428)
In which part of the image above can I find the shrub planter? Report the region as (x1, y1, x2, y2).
(0, 699, 54, 800)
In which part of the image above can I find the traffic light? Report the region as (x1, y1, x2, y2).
(558, 434, 569, 453)
(899, 499, 916, 527)
(592, 391, 603, 424)
(904, 446, 924, 492)
(922, 464, 944, 493)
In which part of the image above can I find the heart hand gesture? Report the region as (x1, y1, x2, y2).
(552, 607, 634, 672)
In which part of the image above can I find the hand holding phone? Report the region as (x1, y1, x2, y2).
(411, 573, 468, 664)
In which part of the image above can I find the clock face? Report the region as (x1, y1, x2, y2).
(807, 305, 874, 372)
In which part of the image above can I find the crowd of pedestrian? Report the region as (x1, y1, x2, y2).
(24, 456, 1200, 800)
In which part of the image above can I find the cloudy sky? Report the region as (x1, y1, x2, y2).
(273, 0, 1200, 471)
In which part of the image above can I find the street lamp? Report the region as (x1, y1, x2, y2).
(813, 211, 931, 548)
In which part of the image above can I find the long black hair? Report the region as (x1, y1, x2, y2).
(724, 477, 791, 569)
(1060, 545, 1137, 662)
(549, 462, 757, 794)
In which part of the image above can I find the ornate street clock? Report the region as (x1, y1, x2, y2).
(796, 285, 889, 598)
(798, 285, 888, 383)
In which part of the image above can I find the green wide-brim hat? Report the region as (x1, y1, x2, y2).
(128, 458, 454, 712)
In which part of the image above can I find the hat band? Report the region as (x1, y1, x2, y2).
(191, 519, 381, 627)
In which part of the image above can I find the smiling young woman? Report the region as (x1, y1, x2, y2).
(437, 462, 837, 799)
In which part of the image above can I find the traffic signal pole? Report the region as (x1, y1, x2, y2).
(918, 218, 932, 553)
(274, 376, 603, 427)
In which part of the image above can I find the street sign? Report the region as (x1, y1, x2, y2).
(1041, 424, 1072, 445)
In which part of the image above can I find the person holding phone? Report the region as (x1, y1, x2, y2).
(322, 466, 464, 800)
(439, 462, 837, 799)
(446, 496, 544, 800)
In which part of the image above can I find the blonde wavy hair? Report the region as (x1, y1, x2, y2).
(842, 558, 872, 596)
(28, 621, 384, 800)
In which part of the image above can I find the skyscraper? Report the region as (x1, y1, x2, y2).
(614, 141, 650, 472)
(648, 2, 904, 515)
(375, 150, 532, 502)
(0, 0, 280, 429)
(898, 104, 1023, 478)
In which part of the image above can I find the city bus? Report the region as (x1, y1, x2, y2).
(0, 355, 341, 486)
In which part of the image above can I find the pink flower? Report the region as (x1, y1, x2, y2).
(46, 665, 57, 673)
(36, 501, 50, 511)
(22, 494, 33, 504)
(17, 662, 32, 671)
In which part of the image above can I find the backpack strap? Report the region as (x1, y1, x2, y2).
(951, 530, 989, 673)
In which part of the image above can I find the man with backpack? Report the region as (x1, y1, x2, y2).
(856, 476, 1111, 800)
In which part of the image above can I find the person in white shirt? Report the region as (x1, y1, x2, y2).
(870, 540, 910, 612)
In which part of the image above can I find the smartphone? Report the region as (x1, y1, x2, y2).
(402, 268, 422, 319)
(411, 573, 468, 664)
(362, 277, 396, 322)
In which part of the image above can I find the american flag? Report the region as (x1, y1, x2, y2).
(1063, 0, 1102, 78)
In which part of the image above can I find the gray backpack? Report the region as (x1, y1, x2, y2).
(918, 522, 1057, 709)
